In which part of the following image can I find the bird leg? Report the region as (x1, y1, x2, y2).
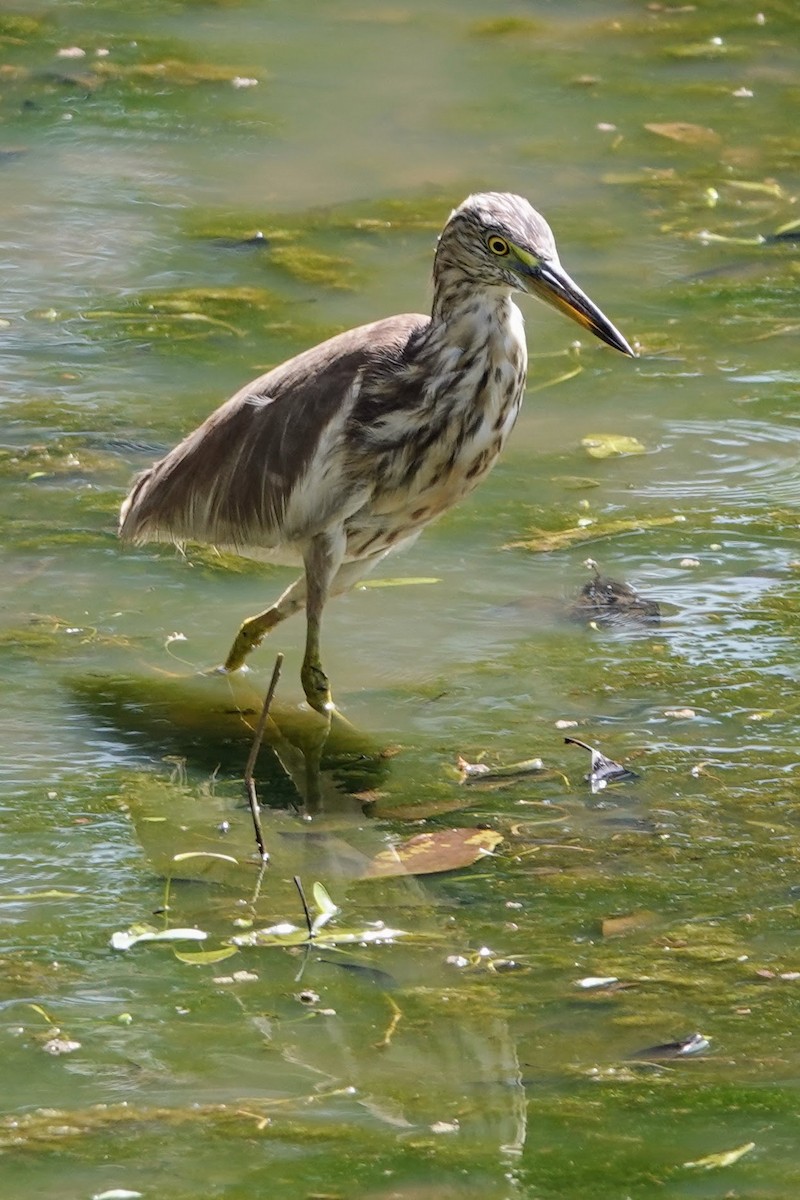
(300, 530, 345, 715)
(223, 577, 306, 672)
(222, 548, 391, 674)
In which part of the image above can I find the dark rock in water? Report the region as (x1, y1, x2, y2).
(570, 561, 660, 628)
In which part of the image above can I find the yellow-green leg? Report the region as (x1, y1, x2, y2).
(299, 531, 343, 715)
(222, 543, 389, 676)
(223, 578, 305, 672)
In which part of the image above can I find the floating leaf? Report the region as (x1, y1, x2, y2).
(359, 576, 441, 588)
(173, 946, 239, 965)
(581, 433, 647, 459)
(110, 926, 208, 951)
(684, 1141, 756, 1170)
(172, 851, 239, 865)
(25, 1003, 54, 1024)
(645, 121, 721, 148)
(694, 230, 764, 246)
(457, 756, 545, 784)
(311, 882, 339, 934)
(232, 924, 414, 948)
(92, 1190, 144, 1199)
(725, 179, 785, 199)
(362, 828, 503, 879)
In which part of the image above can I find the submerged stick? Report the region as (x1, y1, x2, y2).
(243, 653, 284, 862)
(374, 995, 403, 1051)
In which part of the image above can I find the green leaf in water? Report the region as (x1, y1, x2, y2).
(311, 882, 339, 934)
(24, 1003, 55, 1025)
(359, 576, 441, 588)
(581, 433, 647, 459)
(231, 924, 415, 948)
(173, 946, 239, 966)
(684, 1141, 756, 1170)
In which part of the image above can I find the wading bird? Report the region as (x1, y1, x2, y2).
(120, 193, 634, 713)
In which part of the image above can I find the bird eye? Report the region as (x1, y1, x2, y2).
(487, 235, 510, 256)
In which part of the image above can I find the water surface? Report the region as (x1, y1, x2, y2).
(2, 2, 800, 1197)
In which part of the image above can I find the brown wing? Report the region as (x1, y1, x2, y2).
(119, 313, 428, 551)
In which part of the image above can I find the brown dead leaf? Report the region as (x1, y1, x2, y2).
(645, 121, 721, 148)
(362, 828, 503, 879)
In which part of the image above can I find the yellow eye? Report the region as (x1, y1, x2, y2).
(487, 235, 510, 256)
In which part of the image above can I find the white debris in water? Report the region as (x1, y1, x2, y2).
(42, 1036, 81, 1055)
(430, 1120, 460, 1134)
(92, 1190, 144, 1200)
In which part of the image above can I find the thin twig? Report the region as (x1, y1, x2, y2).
(243, 653, 284, 862)
(293, 875, 313, 938)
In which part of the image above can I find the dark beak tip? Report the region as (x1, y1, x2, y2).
(602, 326, 637, 358)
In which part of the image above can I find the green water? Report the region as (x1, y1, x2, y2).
(3, 1, 800, 1196)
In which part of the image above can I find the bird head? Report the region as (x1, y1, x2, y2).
(436, 192, 635, 356)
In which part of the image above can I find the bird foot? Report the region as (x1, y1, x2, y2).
(223, 613, 276, 672)
(301, 659, 334, 716)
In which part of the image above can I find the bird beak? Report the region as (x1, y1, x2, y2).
(520, 258, 636, 357)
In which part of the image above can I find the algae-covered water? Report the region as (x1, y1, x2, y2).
(2, 2, 800, 1197)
